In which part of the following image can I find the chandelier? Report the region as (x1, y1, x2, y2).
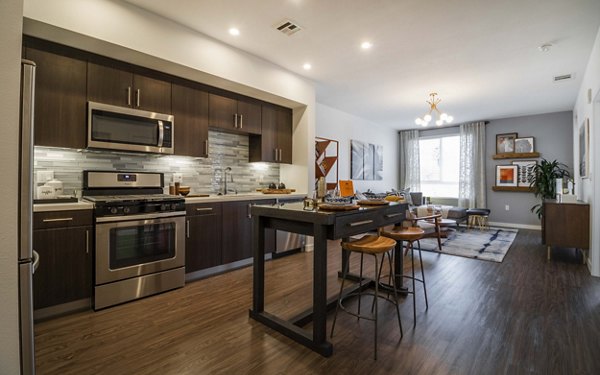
(414, 92, 453, 127)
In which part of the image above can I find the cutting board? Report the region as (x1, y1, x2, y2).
(257, 188, 296, 194)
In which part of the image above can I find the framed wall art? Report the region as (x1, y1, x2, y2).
(579, 118, 589, 178)
(496, 165, 518, 187)
(512, 160, 537, 187)
(351, 140, 383, 180)
(514, 137, 534, 153)
(496, 133, 517, 154)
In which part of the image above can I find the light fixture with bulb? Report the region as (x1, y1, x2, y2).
(414, 92, 453, 127)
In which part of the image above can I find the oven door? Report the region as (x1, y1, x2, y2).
(95, 215, 185, 285)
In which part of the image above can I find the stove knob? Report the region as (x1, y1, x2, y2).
(123, 207, 130, 214)
(110, 207, 118, 215)
(160, 204, 167, 211)
(171, 203, 178, 210)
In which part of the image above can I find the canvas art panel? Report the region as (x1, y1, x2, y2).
(579, 119, 589, 178)
(514, 137, 534, 153)
(351, 140, 383, 180)
(496, 165, 518, 186)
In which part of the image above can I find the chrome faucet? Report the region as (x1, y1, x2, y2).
(214, 167, 237, 195)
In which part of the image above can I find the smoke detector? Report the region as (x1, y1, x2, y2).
(274, 19, 302, 36)
(538, 43, 552, 52)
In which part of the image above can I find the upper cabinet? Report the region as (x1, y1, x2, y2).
(208, 93, 261, 135)
(88, 63, 172, 114)
(250, 104, 292, 163)
(172, 83, 209, 157)
(25, 47, 87, 149)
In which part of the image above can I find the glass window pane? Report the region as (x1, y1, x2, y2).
(418, 135, 460, 198)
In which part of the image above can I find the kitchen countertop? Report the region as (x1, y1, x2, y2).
(33, 193, 307, 212)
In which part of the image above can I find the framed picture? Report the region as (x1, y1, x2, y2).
(496, 165, 518, 187)
(514, 137, 534, 153)
(512, 160, 537, 187)
(496, 133, 517, 154)
(579, 118, 590, 178)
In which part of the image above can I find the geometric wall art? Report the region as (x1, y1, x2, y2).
(351, 140, 383, 180)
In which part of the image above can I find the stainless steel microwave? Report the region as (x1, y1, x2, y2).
(87, 102, 174, 154)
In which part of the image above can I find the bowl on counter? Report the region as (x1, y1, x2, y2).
(178, 186, 191, 196)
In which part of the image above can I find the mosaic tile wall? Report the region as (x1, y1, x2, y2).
(34, 130, 280, 197)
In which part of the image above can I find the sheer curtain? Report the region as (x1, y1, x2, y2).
(458, 122, 486, 208)
(398, 129, 420, 191)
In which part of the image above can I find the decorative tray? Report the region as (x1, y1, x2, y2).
(357, 199, 389, 206)
(258, 188, 296, 194)
(318, 203, 360, 211)
(185, 194, 210, 198)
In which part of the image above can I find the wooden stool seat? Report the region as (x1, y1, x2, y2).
(381, 226, 425, 242)
(341, 235, 396, 254)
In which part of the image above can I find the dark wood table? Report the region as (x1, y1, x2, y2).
(249, 201, 408, 357)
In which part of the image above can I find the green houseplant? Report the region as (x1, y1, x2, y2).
(529, 159, 571, 219)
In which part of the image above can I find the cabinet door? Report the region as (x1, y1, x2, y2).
(87, 62, 133, 107)
(222, 201, 254, 264)
(26, 47, 87, 149)
(186, 206, 222, 273)
(251, 104, 278, 162)
(237, 99, 262, 135)
(209, 93, 237, 131)
(133, 74, 172, 113)
(33, 226, 92, 309)
(276, 107, 293, 164)
(172, 83, 209, 157)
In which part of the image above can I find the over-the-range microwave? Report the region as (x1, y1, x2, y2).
(87, 102, 174, 154)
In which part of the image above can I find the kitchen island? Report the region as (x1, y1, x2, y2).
(249, 201, 408, 356)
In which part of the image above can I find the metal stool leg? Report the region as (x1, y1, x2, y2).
(417, 245, 428, 310)
(387, 250, 403, 338)
(372, 253, 379, 360)
(331, 250, 350, 338)
(357, 252, 364, 320)
(410, 240, 417, 326)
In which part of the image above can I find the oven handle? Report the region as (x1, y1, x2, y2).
(95, 211, 186, 223)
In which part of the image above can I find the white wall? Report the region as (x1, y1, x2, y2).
(23, 0, 316, 194)
(316, 103, 398, 193)
(573, 26, 600, 277)
(0, 0, 24, 372)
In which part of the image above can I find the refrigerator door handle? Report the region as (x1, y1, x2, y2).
(20, 60, 35, 261)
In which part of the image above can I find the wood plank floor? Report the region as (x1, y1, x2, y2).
(34, 230, 600, 374)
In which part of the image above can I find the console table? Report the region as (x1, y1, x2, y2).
(249, 201, 407, 357)
(543, 200, 590, 262)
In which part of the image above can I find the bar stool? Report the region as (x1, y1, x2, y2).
(330, 235, 403, 360)
(380, 226, 427, 326)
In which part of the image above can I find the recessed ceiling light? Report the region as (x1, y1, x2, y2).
(361, 41, 373, 50)
(229, 27, 240, 36)
(538, 43, 552, 52)
(303, 63, 312, 70)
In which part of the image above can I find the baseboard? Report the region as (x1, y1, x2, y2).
(488, 221, 541, 230)
(34, 298, 91, 321)
(304, 243, 314, 252)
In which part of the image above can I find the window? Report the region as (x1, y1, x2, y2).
(419, 135, 460, 197)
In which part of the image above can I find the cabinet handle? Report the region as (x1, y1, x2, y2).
(247, 203, 252, 219)
(127, 86, 132, 106)
(274, 148, 278, 161)
(279, 149, 283, 161)
(234, 114, 238, 128)
(186, 219, 190, 238)
(42, 217, 73, 223)
(348, 219, 373, 227)
(85, 229, 90, 254)
(136, 89, 141, 107)
(195, 207, 213, 212)
(239, 114, 243, 129)
(205, 139, 209, 155)
(385, 213, 403, 219)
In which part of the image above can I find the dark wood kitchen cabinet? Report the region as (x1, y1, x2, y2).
(87, 62, 172, 114)
(221, 200, 254, 264)
(32, 210, 93, 310)
(250, 104, 293, 163)
(172, 83, 209, 157)
(208, 93, 261, 135)
(25, 47, 87, 149)
(185, 203, 222, 272)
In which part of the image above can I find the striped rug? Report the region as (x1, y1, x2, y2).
(417, 227, 518, 262)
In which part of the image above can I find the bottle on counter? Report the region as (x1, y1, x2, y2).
(169, 183, 176, 195)
(317, 177, 326, 200)
(174, 182, 181, 195)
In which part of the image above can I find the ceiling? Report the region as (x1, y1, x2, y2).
(124, 0, 600, 130)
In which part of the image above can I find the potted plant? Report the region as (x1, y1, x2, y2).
(529, 159, 571, 219)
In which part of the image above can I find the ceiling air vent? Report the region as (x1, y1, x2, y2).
(553, 74, 573, 82)
(274, 19, 302, 36)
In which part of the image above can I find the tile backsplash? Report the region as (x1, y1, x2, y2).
(34, 130, 280, 196)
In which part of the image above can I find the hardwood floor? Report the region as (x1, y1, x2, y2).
(34, 230, 600, 374)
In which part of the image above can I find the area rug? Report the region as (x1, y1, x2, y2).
(417, 227, 518, 262)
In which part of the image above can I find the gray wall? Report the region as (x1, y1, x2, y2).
(486, 111, 574, 227)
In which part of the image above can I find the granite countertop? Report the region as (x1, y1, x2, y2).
(33, 200, 94, 212)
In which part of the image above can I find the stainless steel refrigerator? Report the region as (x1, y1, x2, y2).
(19, 59, 37, 375)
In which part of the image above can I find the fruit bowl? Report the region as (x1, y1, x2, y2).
(178, 186, 191, 196)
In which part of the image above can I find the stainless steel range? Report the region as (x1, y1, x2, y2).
(83, 171, 186, 310)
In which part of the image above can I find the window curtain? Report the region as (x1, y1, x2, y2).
(458, 122, 486, 208)
(398, 129, 420, 191)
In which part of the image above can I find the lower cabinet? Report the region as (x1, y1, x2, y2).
(33, 210, 93, 310)
(185, 203, 222, 273)
(221, 201, 255, 264)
